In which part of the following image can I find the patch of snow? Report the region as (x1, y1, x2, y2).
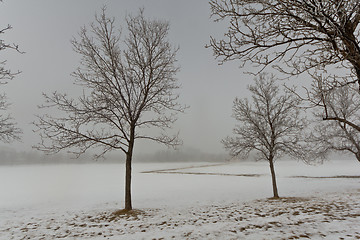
(0, 160, 359, 239)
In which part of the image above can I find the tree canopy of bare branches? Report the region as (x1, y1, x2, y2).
(208, 0, 360, 86)
(34, 8, 185, 210)
(223, 74, 307, 198)
(308, 81, 360, 162)
(0, 0, 22, 143)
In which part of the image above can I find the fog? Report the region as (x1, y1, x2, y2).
(0, 0, 264, 161)
(1, 2, 359, 239)
(0, 145, 229, 165)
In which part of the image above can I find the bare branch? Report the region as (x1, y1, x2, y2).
(208, 0, 360, 86)
(0, 1, 22, 142)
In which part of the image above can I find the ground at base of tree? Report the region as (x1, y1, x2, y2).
(1, 189, 360, 240)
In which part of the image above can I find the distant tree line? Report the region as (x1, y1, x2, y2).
(0, 146, 228, 165)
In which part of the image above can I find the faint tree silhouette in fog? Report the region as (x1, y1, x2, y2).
(306, 76, 360, 163)
(222, 74, 307, 198)
(34, 8, 185, 210)
(0, 0, 22, 143)
(0, 94, 21, 142)
(208, 0, 360, 144)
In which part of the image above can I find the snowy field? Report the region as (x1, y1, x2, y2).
(0, 159, 359, 239)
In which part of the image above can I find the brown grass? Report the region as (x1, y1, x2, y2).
(109, 209, 146, 221)
(265, 197, 312, 203)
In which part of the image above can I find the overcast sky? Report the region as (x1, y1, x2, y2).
(0, 0, 258, 155)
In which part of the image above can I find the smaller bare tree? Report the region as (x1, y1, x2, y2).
(223, 74, 307, 198)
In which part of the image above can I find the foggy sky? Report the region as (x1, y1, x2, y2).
(0, 0, 256, 155)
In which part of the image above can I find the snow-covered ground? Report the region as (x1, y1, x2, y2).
(0, 159, 359, 239)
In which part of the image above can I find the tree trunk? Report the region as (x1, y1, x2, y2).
(124, 151, 133, 210)
(356, 152, 360, 163)
(269, 158, 279, 198)
(125, 125, 135, 211)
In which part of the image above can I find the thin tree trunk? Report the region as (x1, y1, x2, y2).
(124, 151, 132, 210)
(356, 152, 360, 163)
(125, 125, 135, 211)
(269, 158, 279, 198)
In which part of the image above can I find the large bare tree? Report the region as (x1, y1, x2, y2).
(34, 9, 185, 210)
(208, 0, 360, 163)
(222, 74, 307, 198)
(0, 0, 22, 143)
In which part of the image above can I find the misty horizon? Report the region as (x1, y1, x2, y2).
(0, 0, 259, 157)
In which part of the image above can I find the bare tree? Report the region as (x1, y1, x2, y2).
(222, 74, 307, 198)
(34, 8, 185, 211)
(0, 0, 22, 143)
(307, 77, 360, 162)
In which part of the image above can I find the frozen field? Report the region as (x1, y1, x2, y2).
(0, 159, 359, 239)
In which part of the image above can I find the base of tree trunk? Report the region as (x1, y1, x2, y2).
(110, 209, 145, 220)
(124, 205, 132, 211)
(268, 196, 280, 200)
(113, 209, 137, 215)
